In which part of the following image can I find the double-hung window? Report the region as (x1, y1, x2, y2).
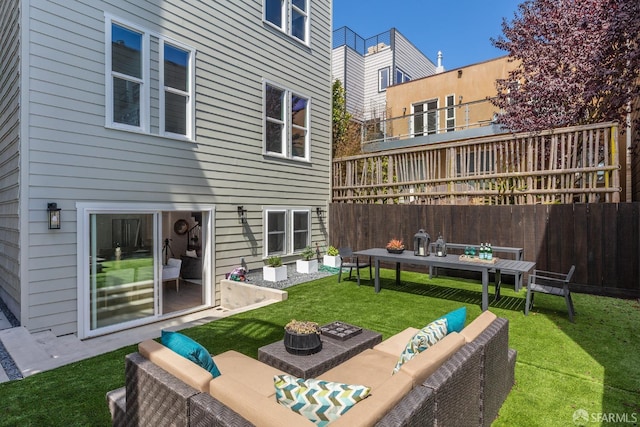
(265, 208, 310, 256)
(105, 15, 195, 140)
(264, 82, 310, 161)
(264, 0, 309, 44)
(107, 20, 148, 131)
(160, 39, 195, 139)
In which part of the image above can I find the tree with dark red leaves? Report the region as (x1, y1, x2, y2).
(492, 0, 639, 133)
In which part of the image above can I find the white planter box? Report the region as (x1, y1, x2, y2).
(263, 265, 288, 282)
(296, 259, 318, 274)
(323, 255, 341, 268)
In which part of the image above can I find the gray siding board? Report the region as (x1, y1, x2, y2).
(20, 0, 332, 335)
(0, 0, 21, 311)
(393, 32, 436, 81)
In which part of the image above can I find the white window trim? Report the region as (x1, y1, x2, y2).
(378, 67, 390, 92)
(263, 207, 311, 257)
(263, 80, 311, 162)
(446, 94, 456, 132)
(76, 202, 215, 339)
(395, 67, 411, 84)
(263, 0, 310, 47)
(105, 14, 150, 133)
(159, 37, 196, 140)
(291, 208, 311, 252)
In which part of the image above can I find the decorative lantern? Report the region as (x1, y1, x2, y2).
(413, 229, 430, 256)
(434, 233, 447, 257)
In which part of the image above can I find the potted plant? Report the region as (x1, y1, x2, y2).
(323, 245, 341, 268)
(263, 256, 287, 282)
(283, 319, 322, 355)
(386, 238, 405, 254)
(296, 246, 318, 274)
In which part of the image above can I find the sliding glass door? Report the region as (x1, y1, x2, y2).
(89, 213, 155, 330)
(79, 205, 212, 338)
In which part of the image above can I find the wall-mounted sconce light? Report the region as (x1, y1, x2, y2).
(402, 107, 407, 116)
(316, 207, 324, 219)
(457, 69, 463, 78)
(237, 206, 247, 224)
(47, 202, 61, 230)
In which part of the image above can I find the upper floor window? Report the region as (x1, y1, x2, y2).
(378, 67, 390, 92)
(446, 94, 456, 132)
(107, 21, 148, 131)
(160, 39, 195, 139)
(105, 15, 196, 141)
(395, 68, 411, 84)
(264, 82, 310, 161)
(264, 0, 309, 44)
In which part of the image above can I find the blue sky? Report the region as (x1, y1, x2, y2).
(333, 0, 522, 70)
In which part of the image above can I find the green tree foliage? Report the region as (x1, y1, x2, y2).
(332, 79, 351, 156)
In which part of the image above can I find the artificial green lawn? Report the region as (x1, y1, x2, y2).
(1, 269, 639, 426)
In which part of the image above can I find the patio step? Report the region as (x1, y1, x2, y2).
(0, 326, 93, 379)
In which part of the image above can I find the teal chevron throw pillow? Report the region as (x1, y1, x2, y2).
(274, 374, 371, 426)
(161, 330, 221, 378)
(393, 318, 448, 374)
(438, 306, 467, 333)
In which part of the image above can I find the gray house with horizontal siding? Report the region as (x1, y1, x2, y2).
(0, 0, 332, 338)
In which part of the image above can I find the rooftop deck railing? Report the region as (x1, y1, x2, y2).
(333, 26, 392, 56)
(333, 122, 621, 205)
(362, 98, 501, 146)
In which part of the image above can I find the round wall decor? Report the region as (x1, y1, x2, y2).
(173, 219, 189, 235)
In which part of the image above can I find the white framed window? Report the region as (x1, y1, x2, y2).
(378, 67, 390, 92)
(160, 38, 195, 139)
(412, 99, 439, 136)
(446, 94, 456, 132)
(264, 208, 310, 256)
(395, 68, 411, 84)
(106, 17, 149, 132)
(264, 0, 309, 44)
(264, 81, 310, 161)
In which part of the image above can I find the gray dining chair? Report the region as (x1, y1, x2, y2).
(525, 265, 576, 322)
(337, 247, 371, 286)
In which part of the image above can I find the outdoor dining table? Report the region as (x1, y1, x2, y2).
(353, 248, 536, 311)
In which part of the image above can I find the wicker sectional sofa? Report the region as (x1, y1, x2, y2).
(107, 310, 515, 426)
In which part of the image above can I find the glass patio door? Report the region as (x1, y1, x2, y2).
(413, 99, 438, 136)
(89, 213, 156, 330)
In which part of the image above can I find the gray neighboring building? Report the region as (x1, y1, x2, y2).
(0, 0, 332, 338)
(332, 26, 438, 121)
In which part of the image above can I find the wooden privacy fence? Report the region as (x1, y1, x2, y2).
(328, 203, 640, 299)
(333, 122, 621, 205)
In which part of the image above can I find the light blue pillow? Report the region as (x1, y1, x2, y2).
(438, 306, 467, 333)
(161, 330, 221, 378)
(274, 374, 370, 426)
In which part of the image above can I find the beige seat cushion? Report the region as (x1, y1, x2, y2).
(318, 348, 398, 389)
(398, 332, 466, 386)
(213, 350, 285, 397)
(328, 370, 414, 427)
(460, 310, 497, 342)
(373, 327, 420, 357)
(209, 375, 315, 427)
(138, 339, 212, 393)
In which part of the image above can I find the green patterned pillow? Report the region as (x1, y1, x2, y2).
(274, 374, 371, 426)
(392, 318, 448, 374)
